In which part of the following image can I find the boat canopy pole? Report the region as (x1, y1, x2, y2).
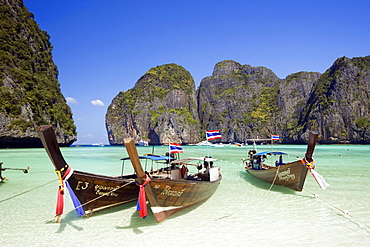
(168, 141, 171, 168)
(121, 160, 125, 177)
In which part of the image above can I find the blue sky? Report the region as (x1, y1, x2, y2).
(23, 0, 370, 144)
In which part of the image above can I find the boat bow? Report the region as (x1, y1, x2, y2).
(245, 131, 320, 191)
(124, 138, 222, 222)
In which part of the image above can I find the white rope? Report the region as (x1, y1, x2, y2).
(304, 188, 370, 229)
(0, 179, 57, 203)
(267, 165, 280, 192)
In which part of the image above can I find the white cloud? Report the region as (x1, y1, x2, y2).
(91, 99, 105, 106)
(66, 97, 78, 104)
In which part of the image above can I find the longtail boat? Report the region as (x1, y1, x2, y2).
(243, 131, 328, 191)
(38, 125, 176, 222)
(124, 138, 222, 223)
(38, 125, 140, 222)
(0, 163, 29, 183)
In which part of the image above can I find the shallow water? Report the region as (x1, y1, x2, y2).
(1, 144, 369, 246)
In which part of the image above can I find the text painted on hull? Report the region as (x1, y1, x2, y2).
(75, 180, 119, 197)
(154, 184, 186, 197)
(278, 168, 296, 181)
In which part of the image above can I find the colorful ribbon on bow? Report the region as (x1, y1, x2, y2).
(55, 166, 85, 219)
(55, 166, 72, 217)
(301, 158, 329, 190)
(65, 181, 85, 216)
(136, 175, 150, 218)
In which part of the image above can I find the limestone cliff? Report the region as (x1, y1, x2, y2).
(199, 57, 370, 144)
(198, 60, 281, 142)
(106, 56, 370, 144)
(0, 0, 76, 147)
(276, 71, 321, 143)
(106, 64, 200, 145)
(198, 60, 320, 143)
(298, 56, 370, 143)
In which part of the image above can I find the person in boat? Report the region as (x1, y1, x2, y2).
(248, 150, 257, 160)
(201, 160, 211, 180)
(165, 152, 177, 165)
(253, 154, 267, 170)
(276, 155, 284, 166)
(204, 160, 210, 172)
(252, 155, 261, 170)
(193, 159, 212, 181)
(248, 150, 258, 169)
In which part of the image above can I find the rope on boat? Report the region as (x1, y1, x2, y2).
(267, 165, 281, 192)
(304, 188, 370, 229)
(74, 179, 136, 210)
(0, 179, 57, 203)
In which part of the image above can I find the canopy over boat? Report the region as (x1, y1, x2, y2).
(121, 154, 174, 161)
(244, 131, 328, 192)
(123, 138, 222, 223)
(170, 157, 217, 164)
(254, 151, 288, 156)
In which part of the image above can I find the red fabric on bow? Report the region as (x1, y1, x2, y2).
(55, 166, 72, 216)
(136, 175, 150, 218)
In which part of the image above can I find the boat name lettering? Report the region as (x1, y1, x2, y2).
(94, 184, 119, 197)
(277, 168, 296, 181)
(160, 185, 185, 197)
(75, 181, 89, 190)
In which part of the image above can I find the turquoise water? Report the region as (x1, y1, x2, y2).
(1, 144, 369, 246)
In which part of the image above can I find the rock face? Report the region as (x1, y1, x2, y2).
(106, 64, 200, 145)
(0, 0, 77, 147)
(276, 71, 321, 143)
(198, 60, 321, 143)
(107, 56, 370, 144)
(298, 56, 370, 143)
(199, 57, 370, 144)
(198, 60, 282, 142)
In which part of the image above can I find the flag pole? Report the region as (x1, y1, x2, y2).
(271, 136, 274, 152)
(207, 138, 210, 158)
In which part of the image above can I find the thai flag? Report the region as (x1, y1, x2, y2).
(170, 143, 184, 153)
(271, 135, 280, 140)
(206, 130, 222, 140)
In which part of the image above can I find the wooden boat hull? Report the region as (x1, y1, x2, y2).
(65, 170, 139, 214)
(38, 125, 140, 219)
(146, 175, 222, 222)
(124, 138, 222, 223)
(244, 131, 318, 192)
(246, 161, 308, 191)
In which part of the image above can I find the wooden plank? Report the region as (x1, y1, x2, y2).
(123, 137, 158, 218)
(123, 138, 146, 179)
(305, 131, 319, 161)
(38, 125, 69, 172)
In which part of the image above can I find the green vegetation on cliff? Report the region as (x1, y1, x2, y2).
(0, 0, 76, 143)
(143, 63, 194, 95)
(247, 86, 280, 125)
(107, 56, 370, 144)
(106, 63, 200, 144)
(352, 56, 370, 69)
